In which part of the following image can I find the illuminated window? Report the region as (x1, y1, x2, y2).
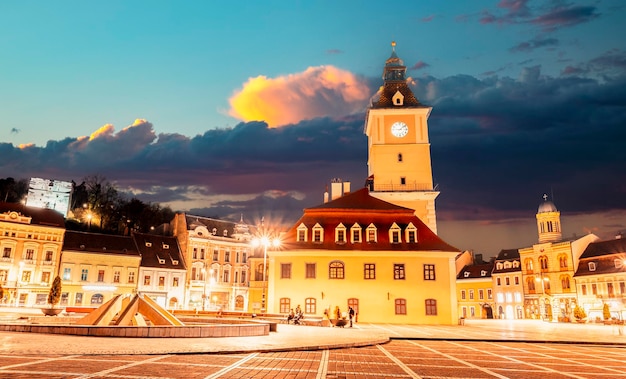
(335, 223, 346, 244)
(81, 269, 88, 281)
(305, 298, 316, 314)
(423, 264, 435, 280)
(305, 263, 316, 279)
(281, 263, 292, 279)
(97, 270, 105, 282)
(395, 298, 407, 315)
(128, 271, 135, 284)
(394, 264, 405, 280)
(297, 223, 308, 242)
(425, 299, 437, 316)
(364, 263, 375, 279)
(280, 298, 290, 313)
(329, 261, 345, 279)
(113, 271, 120, 283)
(63, 267, 71, 280)
(461, 290, 466, 300)
(144, 275, 151, 286)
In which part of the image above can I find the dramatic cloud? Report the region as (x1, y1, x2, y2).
(530, 5, 600, 32)
(509, 37, 559, 52)
(2, 51, 625, 252)
(228, 66, 370, 127)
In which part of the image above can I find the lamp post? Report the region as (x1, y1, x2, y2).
(201, 267, 207, 311)
(535, 274, 550, 320)
(252, 236, 280, 313)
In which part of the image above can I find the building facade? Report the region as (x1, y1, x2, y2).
(0, 202, 65, 307)
(170, 213, 253, 311)
(491, 249, 524, 319)
(457, 261, 495, 319)
(270, 188, 460, 325)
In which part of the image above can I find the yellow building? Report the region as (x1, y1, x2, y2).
(60, 231, 140, 307)
(0, 202, 65, 306)
(519, 197, 598, 321)
(170, 213, 253, 311)
(269, 188, 460, 324)
(575, 237, 626, 321)
(457, 261, 495, 319)
(364, 42, 439, 233)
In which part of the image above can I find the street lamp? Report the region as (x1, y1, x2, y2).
(535, 275, 550, 320)
(251, 236, 280, 313)
(201, 267, 215, 311)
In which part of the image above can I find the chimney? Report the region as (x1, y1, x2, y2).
(343, 181, 351, 195)
(331, 178, 342, 201)
(324, 186, 329, 203)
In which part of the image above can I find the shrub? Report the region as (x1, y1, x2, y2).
(602, 303, 611, 320)
(573, 305, 586, 320)
(47, 276, 62, 306)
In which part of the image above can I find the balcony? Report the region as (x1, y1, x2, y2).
(372, 182, 434, 192)
(0, 257, 13, 263)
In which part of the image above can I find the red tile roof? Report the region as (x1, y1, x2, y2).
(281, 188, 459, 252)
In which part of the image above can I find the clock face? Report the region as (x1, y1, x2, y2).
(391, 121, 408, 138)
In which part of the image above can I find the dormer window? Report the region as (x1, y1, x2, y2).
(464, 271, 470, 278)
(162, 244, 169, 249)
(588, 262, 596, 271)
(157, 255, 165, 264)
(212, 228, 217, 235)
(366, 223, 377, 243)
(312, 223, 323, 244)
(512, 261, 520, 268)
(350, 223, 361, 243)
(389, 223, 401, 244)
(481, 270, 487, 277)
(297, 223, 308, 242)
(145, 242, 152, 247)
(615, 259, 624, 269)
(405, 223, 417, 243)
(392, 90, 404, 106)
(504, 261, 512, 269)
(223, 230, 228, 237)
(335, 223, 346, 244)
(496, 262, 503, 270)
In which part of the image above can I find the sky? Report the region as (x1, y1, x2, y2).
(1, 0, 625, 258)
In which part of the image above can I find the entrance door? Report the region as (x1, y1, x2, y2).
(348, 298, 359, 322)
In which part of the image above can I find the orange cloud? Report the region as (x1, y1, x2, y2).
(228, 65, 370, 127)
(89, 123, 115, 141)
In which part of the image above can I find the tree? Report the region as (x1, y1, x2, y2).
(573, 305, 586, 320)
(602, 303, 611, 320)
(47, 276, 62, 307)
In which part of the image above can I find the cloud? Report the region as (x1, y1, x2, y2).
(509, 37, 559, 52)
(228, 66, 371, 127)
(420, 15, 436, 23)
(560, 49, 626, 77)
(530, 5, 600, 32)
(410, 61, 430, 71)
(326, 49, 343, 55)
(1, 51, 625, 247)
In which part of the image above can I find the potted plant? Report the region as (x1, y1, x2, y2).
(573, 305, 586, 323)
(42, 275, 63, 316)
(602, 303, 612, 325)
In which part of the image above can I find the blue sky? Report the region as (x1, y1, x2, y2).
(1, 0, 625, 257)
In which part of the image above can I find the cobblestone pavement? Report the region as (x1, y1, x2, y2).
(1, 339, 625, 378)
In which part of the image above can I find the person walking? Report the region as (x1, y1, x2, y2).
(348, 306, 355, 327)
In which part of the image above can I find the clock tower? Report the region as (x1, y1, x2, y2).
(364, 42, 439, 233)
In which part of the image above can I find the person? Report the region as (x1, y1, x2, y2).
(287, 309, 295, 324)
(348, 306, 355, 327)
(293, 306, 304, 325)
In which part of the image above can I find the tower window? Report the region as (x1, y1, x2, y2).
(400, 177, 406, 185)
(398, 153, 403, 162)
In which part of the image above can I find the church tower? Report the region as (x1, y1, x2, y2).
(536, 194, 562, 243)
(364, 42, 439, 233)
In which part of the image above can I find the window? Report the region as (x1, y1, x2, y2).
(592, 283, 597, 295)
(63, 267, 71, 280)
(281, 263, 292, 279)
(241, 271, 246, 284)
(236, 252, 240, 263)
(81, 269, 88, 281)
(225, 251, 230, 262)
(25, 248, 34, 260)
(524, 258, 534, 273)
(128, 272, 135, 284)
(97, 270, 105, 282)
(172, 277, 179, 287)
(45, 250, 53, 261)
(351, 224, 362, 243)
(91, 294, 104, 305)
(398, 153, 403, 162)
(487, 289, 492, 299)
(335, 224, 346, 244)
(527, 278, 536, 292)
(144, 275, 151, 286)
(192, 248, 198, 259)
(581, 284, 587, 295)
(2, 247, 11, 258)
(621, 282, 625, 295)
(298, 229, 306, 242)
(329, 261, 345, 279)
(425, 299, 437, 315)
(113, 270, 120, 283)
(389, 223, 401, 244)
(559, 255, 568, 270)
(305, 263, 316, 279)
(394, 264, 405, 280)
(213, 249, 219, 261)
(0, 270, 6, 282)
(588, 262, 596, 271)
(400, 177, 406, 185)
(41, 271, 50, 283)
(561, 276, 571, 291)
(608, 282, 615, 297)
(313, 224, 323, 243)
(280, 298, 290, 313)
(61, 292, 68, 305)
(366, 224, 377, 243)
(75, 293, 83, 305)
(496, 277, 501, 286)
(469, 289, 474, 300)
(304, 298, 316, 314)
(505, 277, 510, 286)
(158, 276, 165, 287)
(461, 290, 466, 300)
(470, 306, 475, 317)
(407, 230, 416, 243)
(423, 264, 435, 280)
(539, 255, 549, 271)
(364, 263, 376, 279)
(514, 276, 520, 285)
(255, 264, 264, 281)
(223, 270, 230, 283)
(395, 298, 407, 315)
(479, 289, 484, 300)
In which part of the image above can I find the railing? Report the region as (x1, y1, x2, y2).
(372, 182, 434, 192)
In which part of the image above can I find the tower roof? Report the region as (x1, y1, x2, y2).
(372, 42, 422, 108)
(538, 194, 558, 213)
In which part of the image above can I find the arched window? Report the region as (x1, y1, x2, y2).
(558, 255, 568, 270)
(527, 278, 536, 293)
(524, 258, 534, 273)
(91, 293, 104, 305)
(560, 275, 571, 291)
(169, 297, 178, 309)
(539, 255, 549, 271)
(425, 299, 437, 315)
(395, 298, 407, 315)
(255, 263, 265, 281)
(329, 261, 345, 279)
